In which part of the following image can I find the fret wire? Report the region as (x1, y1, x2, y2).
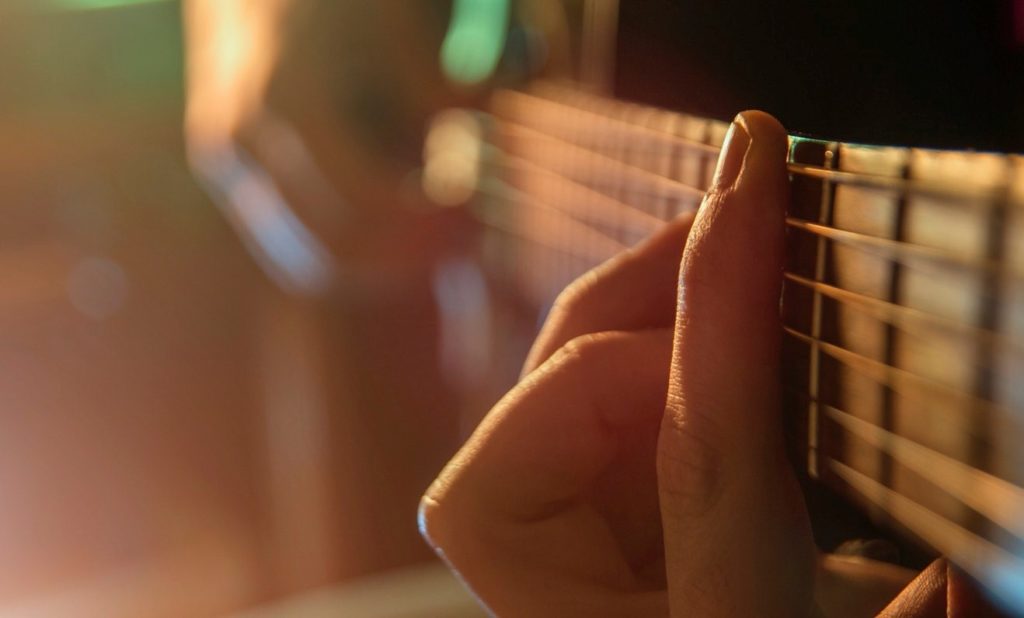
(805, 143, 838, 479)
(879, 155, 911, 505)
(783, 327, 1022, 430)
(829, 457, 1024, 609)
(968, 160, 1014, 508)
(783, 273, 1024, 356)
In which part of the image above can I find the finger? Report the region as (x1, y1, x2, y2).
(522, 213, 696, 376)
(877, 559, 948, 618)
(657, 111, 816, 616)
(816, 555, 917, 618)
(420, 329, 671, 612)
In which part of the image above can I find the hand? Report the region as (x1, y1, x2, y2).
(419, 111, 967, 617)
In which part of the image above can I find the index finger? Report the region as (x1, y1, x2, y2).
(425, 329, 672, 525)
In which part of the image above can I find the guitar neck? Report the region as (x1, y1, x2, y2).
(463, 82, 1024, 610)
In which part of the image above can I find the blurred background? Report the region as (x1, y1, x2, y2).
(0, 0, 603, 613)
(0, 0, 555, 615)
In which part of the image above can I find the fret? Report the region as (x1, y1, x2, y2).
(784, 139, 839, 480)
(825, 144, 909, 513)
(607, 101, 630, 243)
(645, 110, 679, 221)
(998, 159, 1024, 416)
(900, 152, 1010, 528)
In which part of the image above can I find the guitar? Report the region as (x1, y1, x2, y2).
(418, 1, 1024, 612)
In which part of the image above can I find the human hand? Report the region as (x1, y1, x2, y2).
(419, 111, 958, 616)
(416, 110, 808, 616)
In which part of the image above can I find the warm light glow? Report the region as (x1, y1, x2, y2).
(422, 109, 484, 207)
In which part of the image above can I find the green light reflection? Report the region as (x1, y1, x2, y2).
(40, 0, 170, 12)
(441, 0, 510, 86)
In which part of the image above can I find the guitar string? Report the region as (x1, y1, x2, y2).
(473, 167, 1024, 362)
(489, 147, 1024, 290)
(786, 218, 1018, 280)
(783, 273, 1024, 357)
(496, 123, 708, 201)
(783, 327, 1022, 431)
(496, 156, 665, 232)
(481, 150, 1024, 328)
(471, 179, 1024, 424)
(487, 86, 1024, 577)
(823, 403, 1024, 540)
(491, 124, 1024, 279)
(496, 120, 1023, 221)
(476, 181, 1024, 524)
(776, 389, 1024, 544)
(828, 457, 1024, 606)
(782, 386, 1024, 501)
(473, 179, 1024, 468)
(499, 88, 1022, 207)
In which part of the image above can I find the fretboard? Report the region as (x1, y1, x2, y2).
(467, 82, 1024, 611)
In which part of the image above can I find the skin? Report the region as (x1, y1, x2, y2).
(420, 111, 1001, 617)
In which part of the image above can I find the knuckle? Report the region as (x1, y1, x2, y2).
(417, 476, 472, 557)
(555, 331, 622, 369)
(549, 268, 600, 320)
(417, 491, 447, 549)
(417, 459, 493, 565)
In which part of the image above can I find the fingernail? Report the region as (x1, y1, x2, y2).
(711, 116, 751, 189)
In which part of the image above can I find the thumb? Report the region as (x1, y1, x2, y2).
(657, 111, 816, 617)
